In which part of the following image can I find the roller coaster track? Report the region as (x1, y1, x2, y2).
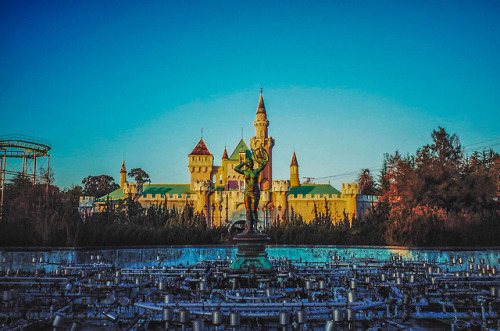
(0, 134, 51, 157)
(0, 135, 52, 216)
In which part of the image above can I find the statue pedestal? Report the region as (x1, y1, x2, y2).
(229, 232, 274, 274)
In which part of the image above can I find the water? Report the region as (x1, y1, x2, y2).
(1, 245, 499, 272)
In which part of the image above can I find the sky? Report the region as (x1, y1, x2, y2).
(1, 0, 499, 190)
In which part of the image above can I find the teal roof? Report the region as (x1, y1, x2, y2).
(97, 184, 192, 201)
(289, 184, 341, 197)
(229, 139, 252, 161)
(143, 184, 192, 196)
(96, 188, 126, 201)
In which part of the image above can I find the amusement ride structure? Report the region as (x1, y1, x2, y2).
(0, 134, 51, 217)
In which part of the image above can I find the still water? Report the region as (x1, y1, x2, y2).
(1, 245, 499, 272)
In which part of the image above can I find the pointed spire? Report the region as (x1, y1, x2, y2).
(290, 152, 300, 188)
(189, 138, 212, 156)
(120, 160, 126, 173)
(222, 147, 228, 160)
(256, 93, 266, 114)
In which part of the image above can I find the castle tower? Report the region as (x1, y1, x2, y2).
(250, 93, 275, 191)
(120, 161, 127, 189)
(193, 180, 213, 227)
(188, 139, 214, 190)
(272, 180, 290, 225)
(290, 152, 300, 188)
(221, 147, 229, 187)
(341, 183, 360, 225)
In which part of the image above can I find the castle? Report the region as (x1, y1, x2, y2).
(99, 93, 360, 227)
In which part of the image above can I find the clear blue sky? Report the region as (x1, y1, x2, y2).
(1, 0, 499, 190)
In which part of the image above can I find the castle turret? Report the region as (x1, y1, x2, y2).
(341, 183, 359, 224)
(193, 180, 213, 227)
(250, 93, 275, 191)
(290, 152, 300, 188)
(123, 182, 143, 200)
(272, 180, 290, 225)
(188, 139, 214, 190)
(220, 147, 229, 187)
(120, 161, 127, 189)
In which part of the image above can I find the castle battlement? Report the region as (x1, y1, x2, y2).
(341, 183, 359, 196)
(288, 194, 342, 201)
(140, 193, 190, 201)
(272, 180, 290, 193)
(123, 182, 143, 197)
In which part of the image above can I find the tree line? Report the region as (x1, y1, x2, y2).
(0, 127, 498, 247)
(265, 127, 499, 246)
(0, 176, 225, 246)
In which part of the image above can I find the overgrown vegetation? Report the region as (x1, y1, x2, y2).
(377, 127, 500, 246)
(266, 127, 499, 246)
(0, 127, 498, 247)
(265, 205, 386, 245)
(0, 176, 225, 246)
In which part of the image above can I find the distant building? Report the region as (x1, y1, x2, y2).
(96, 93, 360, 227)
(78, 196, 96, 218)
(356, 194, 378, 216)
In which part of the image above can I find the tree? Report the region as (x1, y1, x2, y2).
(81, 175, 119, 198)
(358, 169, 375, 195)
(3, 173, 32, 203)
(39, 166, 55, 185)
(376, 127, 500, 246)
(63, 185, 83, 207)
(128, 168, 151, 184)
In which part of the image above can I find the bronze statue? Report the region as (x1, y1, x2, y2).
(234, 146, 269, 233)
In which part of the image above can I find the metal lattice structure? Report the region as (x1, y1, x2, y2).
(0, 252, 499, 330)
(0, 134, 52, 216)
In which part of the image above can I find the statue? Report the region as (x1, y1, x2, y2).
(230, 145, 274, 273)
(234, 146, 269, 234)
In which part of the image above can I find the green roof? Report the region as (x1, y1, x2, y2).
(229, 139, 252, 161)
(143, 184, 192, 196)
(97, 184, 192, 201)
(96, 188, 126, 201)
(289, 184, 341, 198)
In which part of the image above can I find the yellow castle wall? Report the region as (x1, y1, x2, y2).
(288, 197, 348, 223)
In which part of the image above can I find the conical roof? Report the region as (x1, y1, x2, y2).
(291, 152, 298, 166)
(229, 139, 252, 161)
(222, 147, 229, 159)
(256, 93, 266, 114)
(120, 160, 126, 173)
(189, 138, 212, 156)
